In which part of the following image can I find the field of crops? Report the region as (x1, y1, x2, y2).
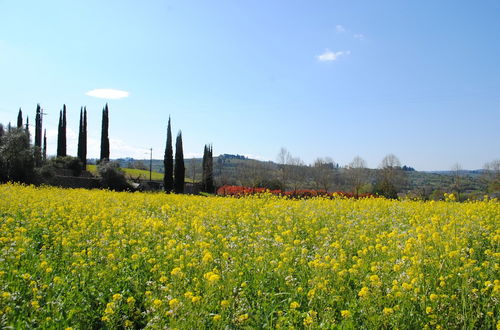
(0, 184, 498, 329)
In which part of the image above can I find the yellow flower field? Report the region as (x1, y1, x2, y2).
(0, 184, 498, 328)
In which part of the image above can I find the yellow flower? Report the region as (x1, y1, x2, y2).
(341, 310, 351, 318)
(358, 287, 369, 297)
(213, 314, 222, 321)
(290, 301, 300, 309)
(383, 307, 394, 315)
(303, 315, 313, 326)
(237, 313, 249, 322)
(169, 298, 180, 309)
(153, 299, 163, 307)
(429, 293, 438, 301)
(220, 300, 230, 308)
(113, 293, 122, 301)
(127, 296, 136, 305)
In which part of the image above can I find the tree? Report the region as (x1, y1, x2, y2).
(276, 147, 293, 190)
(56, 109, 66, 157)
(0, 128, 35, 183)
(174, 131, 185, 193)
(42, 129, 47, 161)
(34, 104, 42, 148)
(346, 156, 368, 197)
(311, 157, 336, 192)
(77, 107, 87, 167)
(202, 144, 214, 193)
(98, 161, 131, 191)
(450, 163, 463, 200)
(17, 109, 23, 128)
(100, 104, 110, 161)
(33, 104, 43, 167)
(483, 160, 500, 195)
(288, 156, 306, 192)
(163, 117, 174, 192)
(374, 154, 405, 198)
(62, 105, 67, 156)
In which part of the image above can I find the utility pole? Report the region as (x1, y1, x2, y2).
(149, 148, 153, 181)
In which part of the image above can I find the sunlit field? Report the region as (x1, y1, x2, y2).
(0, 184, 498, 329)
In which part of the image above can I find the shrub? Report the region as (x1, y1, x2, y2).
(98, 161, 132, 191)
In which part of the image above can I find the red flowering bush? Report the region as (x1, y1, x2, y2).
(216, 185, 375, 199)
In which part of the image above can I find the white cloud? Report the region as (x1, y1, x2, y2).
(354, 33, 365, 40)
(85, 89, 129, 100)
(335, 25, 346, 33)
(317, 49, 351, 62)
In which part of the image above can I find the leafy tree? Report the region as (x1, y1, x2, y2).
(163, 117, 174, 192)
(0, 128, 35, 183)
(174, 131, 185, 193)
(98, 161, 131, 191)
(202, 144, 214, 193)
(17, 109, 23, 128)
(100, 104, 110, 161)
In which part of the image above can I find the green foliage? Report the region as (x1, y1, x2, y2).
(100, 104, 110, 161)
(48, 156, 84, 176)
(98, 161, 132, 191)
(174, 132, 185, 193)
(163, 117, 174, 192)
(0, 128, 35, 183)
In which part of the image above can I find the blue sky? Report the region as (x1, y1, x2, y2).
(1, 0, 499, 170)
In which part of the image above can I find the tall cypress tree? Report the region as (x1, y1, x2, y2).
(57, 111, 63, 157)
(42, 129, 47, 161)
(78, 107, 84, 164)
(83, 107, 87, 167)
(163, 116, 174, 192)
(202, 144, 214, 193)
(17, 109, 23, 128)
(174, 131, 185, 193)
(35, 104, 42, 148)
(61, 105, 67, 156)
(100, 104, 110, 161)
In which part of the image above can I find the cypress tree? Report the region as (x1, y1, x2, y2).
(83, 107, 87, 167)
(100, 104, 110, 161)
(57, 111, 63, 157)
(17, 109, 23, 128)
(78, 107, 83, 164)
(61, 105, 67, 156)
(163, 116, 174, 192)
(42, 129, 47, 161)
(202, 144, 214, 193)
(174, 131, 185, 193)
(35, 104, 42, 148)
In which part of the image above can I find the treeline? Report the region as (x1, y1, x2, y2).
(208, 148, 500, 200)
(0, 104, 216, 194)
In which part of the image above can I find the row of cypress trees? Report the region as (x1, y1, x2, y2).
(163, 117, 185, 193)
(162, 116, 214, 194)
(18, 103, 110, 166)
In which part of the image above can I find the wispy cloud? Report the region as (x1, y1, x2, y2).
(317, 49, 351, 62)
(354, 33, 365, 40)
(85, 89, 129, 100)
(335, 25, 346, 33)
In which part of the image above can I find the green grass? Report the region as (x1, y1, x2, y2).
(87, 165, 164, 181)
(86, 165, 195, 183)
